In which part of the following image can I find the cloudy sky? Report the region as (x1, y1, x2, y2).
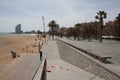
(0, 0, 120, 32)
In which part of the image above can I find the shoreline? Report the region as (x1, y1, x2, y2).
(0, 33, 36, 37)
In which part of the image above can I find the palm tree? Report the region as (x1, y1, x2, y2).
(95, 11, 107, 43)
(48, 20, 58, 40)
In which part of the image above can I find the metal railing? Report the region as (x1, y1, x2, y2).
(32, 58, 47, 80)
(41, 58, 47, 80)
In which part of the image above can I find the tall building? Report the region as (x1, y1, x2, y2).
(15, 24, 23, 33)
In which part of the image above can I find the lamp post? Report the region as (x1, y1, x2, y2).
(42, 16, 45, 37)
(95, 11, 107, 43)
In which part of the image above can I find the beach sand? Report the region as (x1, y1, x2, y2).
(0, 35, 43, 77)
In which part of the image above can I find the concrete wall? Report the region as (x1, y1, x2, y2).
(56, 39, 120, 80)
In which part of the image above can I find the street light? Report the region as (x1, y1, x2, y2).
(95, 11, 107, 43)
(42, 16, 45, 37)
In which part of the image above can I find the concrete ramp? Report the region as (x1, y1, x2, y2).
(56, 39, 120, 80)
(41, 40, 105, 80)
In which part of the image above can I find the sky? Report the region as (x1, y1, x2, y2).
(0, 0, 120, 32)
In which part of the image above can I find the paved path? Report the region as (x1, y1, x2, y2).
(57, 37, 120, 75)
(1, 54, 41, 80)
(41, 40, 105, 80)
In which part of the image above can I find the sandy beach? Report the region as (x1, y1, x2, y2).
(0, 35, 43, 77)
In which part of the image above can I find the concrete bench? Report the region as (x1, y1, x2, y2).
(84, 51, 112, 63)
(100, 57, 112, 63)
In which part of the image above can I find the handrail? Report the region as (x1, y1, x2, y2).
(32, 57, 47, 80)
(41, 58, 47, 80)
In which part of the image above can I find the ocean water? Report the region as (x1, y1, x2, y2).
(0, 33, 36, 36)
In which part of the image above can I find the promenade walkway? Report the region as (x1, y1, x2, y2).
(41, 40, 105, 80)
(57, 37, 120, 75)
(1, 54, 41, 80)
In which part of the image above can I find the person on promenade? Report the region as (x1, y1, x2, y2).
(40, 51, 43, 61)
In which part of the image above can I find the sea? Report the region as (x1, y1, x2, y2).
(0, 33, 36, 37)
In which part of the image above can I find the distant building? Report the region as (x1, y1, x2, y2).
(15, 24, 23, 33)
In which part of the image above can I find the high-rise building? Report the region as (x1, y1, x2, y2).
(15, 24, 23, 33)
